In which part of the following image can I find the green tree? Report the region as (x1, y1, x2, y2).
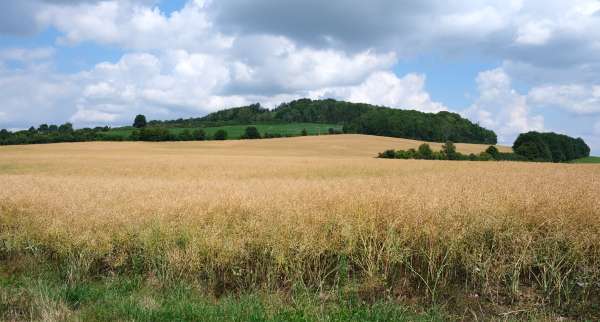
(441, 141, 457, 160)
(213, 129, 228, 140)
(485, 146, 500, 159)
(38, 124, 49, 132)
(58, 122, 73, 133)
(417, 143, 433, 160)
(133, 114, 147, 128)
(242, 126, 261, 139)
(192, 129, 206, 141)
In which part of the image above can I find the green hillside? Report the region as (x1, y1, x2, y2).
(150, 99, 498, 144)
(100, 123, 342, 140)
(571, 156, 600, 164)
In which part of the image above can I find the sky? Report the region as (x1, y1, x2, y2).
(1, 0, 600, 153)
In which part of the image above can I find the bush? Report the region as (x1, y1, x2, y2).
(417, 144, 433, 160)
(213, 129, 228, 140)
(138, 127, 173, 141)
(442, 141, 457, 160)
(301, 128, 308, 136)
(485, 146, 500, 159)
(192, 129, 206, 141)
(378, 150, 397, 159)
(242, 126, 261, 139)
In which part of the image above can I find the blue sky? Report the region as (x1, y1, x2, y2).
(1, 0, 600, 153)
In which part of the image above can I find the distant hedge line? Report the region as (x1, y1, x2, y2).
(378, 143, 525, 162)
(379, 131, 591, 163)
(0, 124, 340, 146)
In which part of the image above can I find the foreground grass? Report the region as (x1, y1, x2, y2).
(101, 123, 342, 140)
(571, 156, 600, 164)
(0, 259, 445, 321)
(0, 136, 599, 320)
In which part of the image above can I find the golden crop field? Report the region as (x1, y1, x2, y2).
(1, 134, 599, 319)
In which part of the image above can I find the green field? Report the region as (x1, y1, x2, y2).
(571, 156, 600, 164)
(100, 123, 342, 140)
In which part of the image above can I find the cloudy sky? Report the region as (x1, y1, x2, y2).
(1, 0, 600, 152)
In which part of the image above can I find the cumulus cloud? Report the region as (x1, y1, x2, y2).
(464, 68, 544, 144)
(0, 47, 55, 62)
(528, 84, 600, 115)
(310, 72, 447, 112)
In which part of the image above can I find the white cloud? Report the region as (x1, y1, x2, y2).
(464, 68, 544, 144)
(37, 1, 232, 52)
(515, 20, 553, 45)
(0, 47, 55, 62)
(528, 84, 600, 115)
(310, 71, 447, 112)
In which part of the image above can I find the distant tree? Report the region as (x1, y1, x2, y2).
(38, 124, 49, 132)
(242, 126, 261, 139)
(417, 143, 433, 160)
(58, 122, 73, 133)
(192, 129, 206, 141)
(301, 128, 308, 136)
(213, 129, 228, 140)
(138, 127, 172, 141)
(0, 129, 9, 140)
(378, 149, 397, 159)
(28, 126, 37, 134)
(478, 152, 494, 161)
(48, 125, 58, 132)
(177, 129, 193, 141)
(441, 141, 457, 160)
(133, 114, 147, 128)
(485, 146, 500, 159)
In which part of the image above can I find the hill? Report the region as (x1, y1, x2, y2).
(150, 98, 498, 144)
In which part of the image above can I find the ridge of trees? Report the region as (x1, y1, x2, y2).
(149, 99, 498, 144)
(379, 131, 591, 163)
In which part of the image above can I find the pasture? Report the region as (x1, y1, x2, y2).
(1, 135, 599, 320)
(99, 123, 343, 140)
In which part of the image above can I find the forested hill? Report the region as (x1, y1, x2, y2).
(151, 99, 498, 144)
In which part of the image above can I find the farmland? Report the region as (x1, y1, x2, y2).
(1, 135, 599, 320)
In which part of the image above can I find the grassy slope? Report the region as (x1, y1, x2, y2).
(100, 123, 342, 139)
(1, 260, 443, 322)
(571, 156, 600, 164)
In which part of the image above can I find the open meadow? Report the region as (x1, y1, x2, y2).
(1, 135, 599, 320)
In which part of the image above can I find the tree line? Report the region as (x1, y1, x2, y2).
(149, 99, 498, 144)
(379, 131, 590, 163)
(378, 143, 525, 162)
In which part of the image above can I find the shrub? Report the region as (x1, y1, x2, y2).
(441, 141, 457, 160)
(192, 129, 206, 141)
(301, 128, 308, 136)
(242, 126, 261, 139)
(417, 144, 433, 160)
(378, 150, 397, 159)
(485, 146, 500, 159)
(177, 129, 193, 141)
(213, 129, 228, 140)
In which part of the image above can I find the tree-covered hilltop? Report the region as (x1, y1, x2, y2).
(150, 99, 498, 144)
